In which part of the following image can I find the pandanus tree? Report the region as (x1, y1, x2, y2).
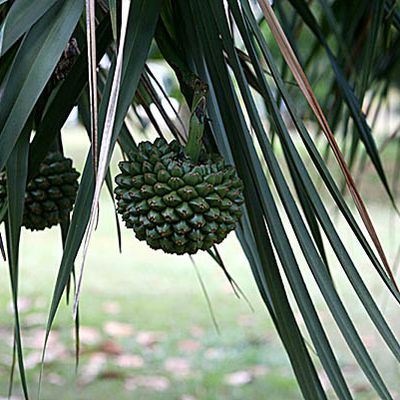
(0, 0, 399, 398)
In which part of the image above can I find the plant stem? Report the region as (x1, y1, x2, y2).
(185, 80, 208, 163)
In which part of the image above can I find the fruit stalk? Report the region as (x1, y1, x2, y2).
(184, 80, 208, 163)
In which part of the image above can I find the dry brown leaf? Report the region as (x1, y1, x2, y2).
(98, 370, 125, 380)
(24, 329, 60, 350)
(164, 357, 191, 377)
(114, 354, 144, 369)
(73, 0, 131, 317)
(77, 326, 101, 345)
(257, 0, 397, 287)
(125, 375, 170, 392)
(79, 352, 107, 385)
(224, 370, 253, 386)
(25, 344, 66, 369)
(103, 321, 135, 338)
(177, 339, 201, 353)
(85, 0, 98, 174)
(7, 297, 32, 314)
(136, 331, 164, 348)
(99, 339, 123, 355)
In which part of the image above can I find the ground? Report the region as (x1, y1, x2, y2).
(0, 127, 398, 399)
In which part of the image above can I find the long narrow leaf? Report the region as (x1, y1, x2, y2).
(177, 2, 327, 396)
(5, 121, 31, 399)
(0, 0, 84, 172)
(73, 0, 130, 317)
(85, 0, 99, 175)
(42, 0, 162, 379)
(256, 0, 397, 288)
(241, 5, 400, 304)
(0, 0, 58, 55)
(29, 15, 112, 176)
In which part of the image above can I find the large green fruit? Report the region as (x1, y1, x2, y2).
(115, 138, 244, 255)
(0, 153, 80, 231)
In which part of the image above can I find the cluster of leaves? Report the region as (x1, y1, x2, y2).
(0, 0, 399, 399)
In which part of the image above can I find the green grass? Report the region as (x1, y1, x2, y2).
(0, 127, 399, 399)
(0, 219, 302, 399)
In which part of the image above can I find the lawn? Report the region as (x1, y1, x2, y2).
(0, 127, 399, 399)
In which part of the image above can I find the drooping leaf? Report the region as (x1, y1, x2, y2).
(285, 0, 395, 205)
(5, 121, 31, 399)
(256, 0, 397, 289)
(0, 0, 58, 55)
(0, 0, 84, 172)
(85, 0, 99, 175)
(42, 0, 163, 375)
(29, 14, 112, 177)
(108, 0, 118, 41)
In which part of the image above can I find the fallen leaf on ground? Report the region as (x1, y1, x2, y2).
(24, 332, 66, 369)
(7, 297, 32, 314)
(103, 321, 134, 338)
(136, 331, 164, 348)
(178, 339, 201, 353)
(98, 370, 125, 380)
(99, 340, 123, 355)
(164, 357, 191, 377)
(79, 352, 107, 385)
(77, 326, 101, 345)
(114, 354, 144, 369)
(42, 343, 67, 364)
(224, 370, 253, 386)
(125, 375, 170, 392)
(24, 329, 60, 350)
